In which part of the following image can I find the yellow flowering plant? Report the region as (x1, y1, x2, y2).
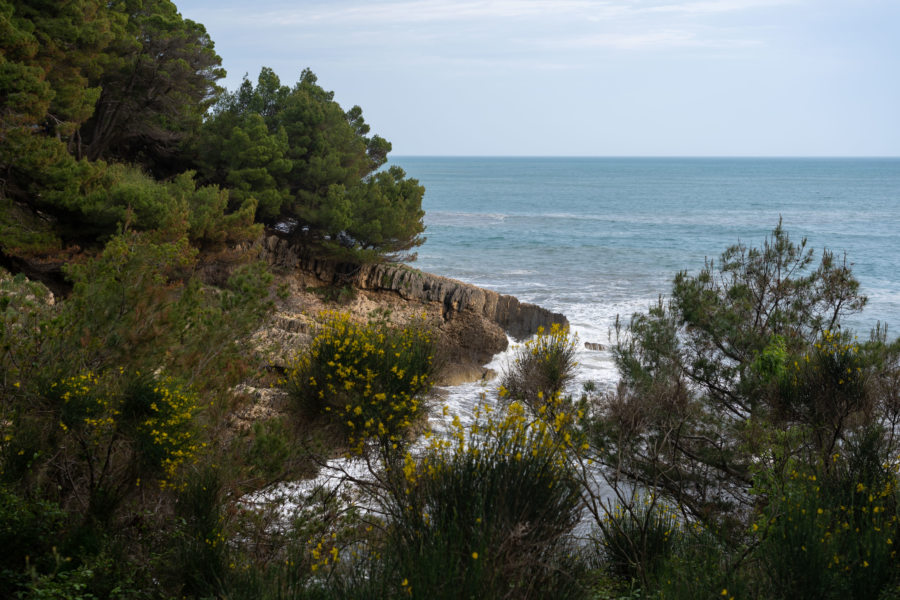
(285, 311, 436, 454)
(753, 437, 900, 600)
(26, 369, 202, 511)
(775, 329, 869, 462)
(380, 400, 584, 599)
(499, 322, 577, 410)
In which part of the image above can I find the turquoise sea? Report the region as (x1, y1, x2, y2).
(278, 157, 900, 504)
(391, 157, 900, 395)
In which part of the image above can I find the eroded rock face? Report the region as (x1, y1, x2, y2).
(356, 263, 567, 341)
(255, 236, 566, 338)
(252, 235, 569, 385)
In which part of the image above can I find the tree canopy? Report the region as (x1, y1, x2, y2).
(593, 223, 888, 533)
(1, 1, 424, 271)
(193, 68, 425, 262)
(0, 4, 429, 593)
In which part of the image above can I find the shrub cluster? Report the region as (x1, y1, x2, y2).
(582, 224, 900, 599)
(754, 434, 900, 600)
(392, 401, 583, 593)
(51, 370, 200, 489)
(277, 400, 590, 600)
(5, 202, 900, 600)
(598, 493, 683, 582)
(285, 311, 436, 453)
(0, 228, 272, 597)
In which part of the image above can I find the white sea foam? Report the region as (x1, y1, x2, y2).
(427, 211, 509, 225)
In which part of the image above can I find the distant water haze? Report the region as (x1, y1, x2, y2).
(390, 157, 900, 413)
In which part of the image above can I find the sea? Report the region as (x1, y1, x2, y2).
(389, 157, 900, 420)
(254, 157, 900, 517)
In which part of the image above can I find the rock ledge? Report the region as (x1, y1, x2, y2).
(254, 235, 569, 384)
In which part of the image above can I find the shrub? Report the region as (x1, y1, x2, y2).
(379, 401, 587, 599)
(0, 486, 67, 595)
(499, 323, 577, 410)
(168, 466, 228, 597)
(598, 223, 875, 534)
(244, 418, 297, 482)
(753, 429, 900, 600)
(591, 492, 746, 599)
(285, 312, 436, 454)
(57, 232, 272, 391)
(596, 493, 682, 583)
(651, 537, 743, 600)
(775, 328, 871, 463)
(2, 369, 201, 518)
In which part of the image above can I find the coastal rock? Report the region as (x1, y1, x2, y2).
(252, 235, 569, 385)
(256, 236, 567, 341)
(229, 384, 291, 432)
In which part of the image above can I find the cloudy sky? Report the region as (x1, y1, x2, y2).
(178, 0, 900, 156)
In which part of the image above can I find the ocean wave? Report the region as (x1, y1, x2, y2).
(427, 211, 509, 224)
(431, 208, 895, 234)
(427, 209, 807, 229)
(499, 269, 537, 276)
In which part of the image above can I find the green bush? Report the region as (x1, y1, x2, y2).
(0, 486, 67, 595)
(168, 466, 228, 597)
(285, 311, 435, 454)
(598, 223, 875, 534)
(775, 328, 870, 462)
(594, 494, 749, 599)
(1, 369, 202, 518)
(754, 429, 900, 600)
(652, 539, 743, 600)
(499, 322, 577, 410)
(596, 494, 682, 583)
(377, 401, 587, 599)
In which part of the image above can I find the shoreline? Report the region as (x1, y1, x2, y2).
(251, 234, 569, 386)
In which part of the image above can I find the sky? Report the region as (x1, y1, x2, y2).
(178, 0, 900, 156)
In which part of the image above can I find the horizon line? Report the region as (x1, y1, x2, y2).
(391, 154, 900, 159)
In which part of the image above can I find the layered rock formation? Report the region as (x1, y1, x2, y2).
(252, 235, 568, 385)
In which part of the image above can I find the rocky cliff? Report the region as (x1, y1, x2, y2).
(251, 235, 569, 385)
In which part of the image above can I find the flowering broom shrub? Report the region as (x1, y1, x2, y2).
(382, 401, 586, 599)
(775, 328, 870, 464)
(2, 369, 201, 517)
(285, 311, 436, 453)
(753, 429, 900, 600)
(597, 493, 683, 583)
(499, 322, 577, 410)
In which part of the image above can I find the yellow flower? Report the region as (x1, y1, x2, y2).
(472, 552, 479, 560)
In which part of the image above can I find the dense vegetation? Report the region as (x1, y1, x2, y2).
(576, 224, 900, 598)
(2, 1, 900, 598)
(0, 0, 425, 272)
